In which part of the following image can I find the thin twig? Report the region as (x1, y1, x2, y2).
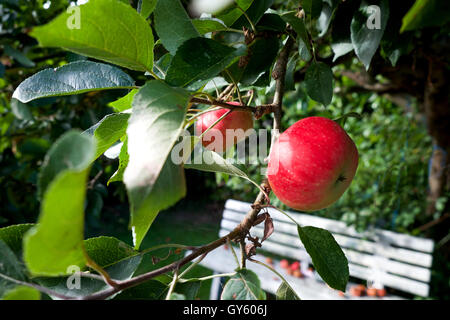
(240, 238, 247, 268)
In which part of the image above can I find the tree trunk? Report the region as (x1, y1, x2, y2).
(423, 56, 450, 216)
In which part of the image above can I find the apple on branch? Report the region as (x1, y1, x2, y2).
(267, 116, 358, 212)
(195, 101, 254, 153)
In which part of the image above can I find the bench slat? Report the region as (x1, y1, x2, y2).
(223, 209, 433, 268)
(225, 199, 434, 253)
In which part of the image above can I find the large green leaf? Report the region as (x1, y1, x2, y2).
(30, 0, 154, 72)
(350, 0, 389, 70)
(130, 158, 186, 250)
(297, 226, 349, 291)
(154, 0, 200, 55)
(166, 38, 245, 89)
(400, 0, 450, 32)
(276, 281, 300, 300)
(12, 61, 135, 103)
(0, 240, 27, 298)
(83, 112, 130, 159)
(24, 131, 95, 276)
(304, 61, 333, 106)
(221, 269, 266, 300)
(84, 236, 137, 268)
(124, 81, 190, 249)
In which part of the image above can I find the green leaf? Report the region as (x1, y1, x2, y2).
(173, 280, 201, 300)
(297, 226, 349, 291)
(2, 286, 41, 300)
(184, 147, 257, 187)
(221, 269, 266, 300)
(400, 0, 450, 33)
(139, 0, 157, 19)
(0, 240, 27, 297)
(124, 81, 190, 249)
(108, 138, 129, 184)
(302, 0, 323, 20)
(281, 13, 311, 60)
(169, 293, 186, 300)
(154, 0, 200, 55)
(10, 99, 34, 121)
(114, 279, 168, 299)
(231, 0, 274, 30)
(108, 89, 138, 112)
(166, 38, 245, 89)
(0, 224, 34, 257)
(215, 0, 254, 26)
(153, 53, 173, 80)
(256, 13, 286, 31)
(131, 158, 186, 250)
(24, 131, 95, 276)
(350, 0, 389, 70)
(304, 61, 333, 106)
(284, 55, 297, 91)
(192, 18, 228, 35)
(30, 0, 154, 72)
(38, 131, 96, 199)
(13, 61, 135, 103)
(84, 236, 137, 268)
(330, 0, 359, 61)
(276, 281, 300, 300)
(3, 45, 35, 68)
(83, 112, 130, 159)
(226, 37, 279, 85)
(317, 2, 333, 37)
(36, 255, 142, 299)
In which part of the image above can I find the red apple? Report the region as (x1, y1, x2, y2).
(377, 288, 387, 297)
(290, 261, 300, 271)
(280, 259, 289, 269)
(267, 116, 358, 211)
(366, 287, 377, 297)
(195, 102, 253, 153)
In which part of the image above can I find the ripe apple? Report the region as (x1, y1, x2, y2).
(290, 261, 300, 271)
(377, 288, 387, 297)
(195, 101, 253, 153)
(279, 259, 289, 269)
(366, 287, 377, 297)
(267, 116, 358, 211)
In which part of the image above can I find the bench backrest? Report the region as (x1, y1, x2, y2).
(220, 199, 435, 297)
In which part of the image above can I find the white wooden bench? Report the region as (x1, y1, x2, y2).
(193, 199, 435, 300)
